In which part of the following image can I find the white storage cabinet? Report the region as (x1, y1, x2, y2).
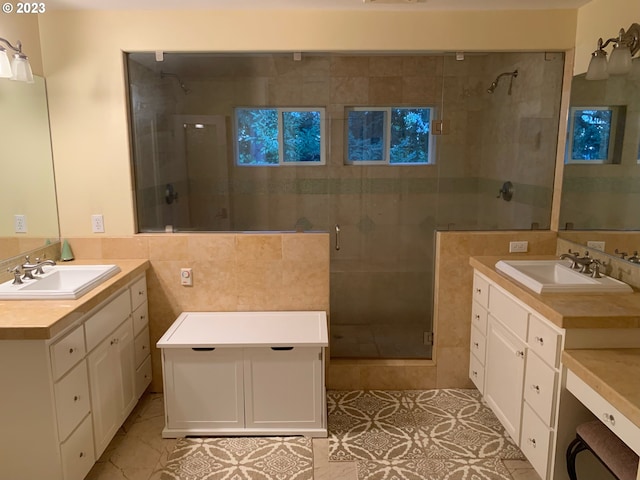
(158, 311, 329, 438)
(0, 273, 150, 480)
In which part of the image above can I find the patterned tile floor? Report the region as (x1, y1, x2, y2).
(86, 392, 541, 480)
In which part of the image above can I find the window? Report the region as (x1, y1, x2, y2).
(566, 106, 623, 164)
(235, 107, 325, 165)
(346, 107, 434, 165)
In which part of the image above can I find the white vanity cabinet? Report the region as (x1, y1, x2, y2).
(0, 273, 150, 480)
(158, 311, 329, 438)
(470, 271, 564, 480)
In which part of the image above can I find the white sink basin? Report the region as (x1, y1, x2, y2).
(495, 260, 633, 294)
(0, 264, 121, 300)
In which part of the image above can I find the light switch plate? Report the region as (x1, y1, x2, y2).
(180, 268, 193, 286)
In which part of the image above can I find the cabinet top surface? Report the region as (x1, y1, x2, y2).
(470, 256, 640, 329)
(0, 259, 149, 341)
(563, 348, 640, 429)
(157, 311, 329, 348)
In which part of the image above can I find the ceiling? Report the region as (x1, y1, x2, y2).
(45, 0, 592, 11)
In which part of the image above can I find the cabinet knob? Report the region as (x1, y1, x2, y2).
(110, 338, 119, 346)
(516, 350, 524, 358)
(535, 336, 544, 346)
(527, 438, 537, 448)
(531, 384, 540, 394)
(472, 370, 478, 377)
(138, 290, 144, 296)
(475, 288, 482, 294)
(69, 347, 75, 354)
(473, 342, 479, 348)
(73, 395, 79, 402)
(79, 452, 85, 458)
(474, 314, 480, 320)
(603, 413, 616, 426)
(142, 345, 147, 350)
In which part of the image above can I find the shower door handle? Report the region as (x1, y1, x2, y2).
(335, 224, 340, 251)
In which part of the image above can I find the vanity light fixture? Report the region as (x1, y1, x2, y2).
(586, 23, 640, 80)
(0, 37, 33, 83)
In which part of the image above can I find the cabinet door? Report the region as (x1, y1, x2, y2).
(88, 318, 135, 457)
(88, 332, 121, 457)
(163, 348, 244, 430)
(116, 318, 136, 423)
(244, 347, 324, 430)
(484, 316, 526, 443)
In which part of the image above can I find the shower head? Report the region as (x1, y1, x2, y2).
(160, 70, 191, 95)
(487, 69, 518, 95)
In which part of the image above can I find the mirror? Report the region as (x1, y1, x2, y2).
(559, 57, 640, 232)
(558, 57, 640, 262)
(0, 75, 59, 262)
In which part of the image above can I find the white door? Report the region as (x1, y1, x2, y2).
(88, 334, 120, 457)
(163, 348, 244, 430)
(116, 318, 136, 422)
(484, 316, 526, 443)
(244, 347, 323, 430)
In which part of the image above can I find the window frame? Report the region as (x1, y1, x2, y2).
(234, 106, 326, 167)
(345, 106, 436, 166)
(566, 106, 620, 165)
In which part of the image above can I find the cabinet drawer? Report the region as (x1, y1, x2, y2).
(566, 370, 640, 454)
(134, 326, 150, 368)
(55, 361, 91, 442)
(521, 403, 553, 480)
(470, 326, 486, 365)
(60, 414, 95, 480)
(469, 354, 485, 394)
(524, 351, 557, 427)
(132, 301, 148, 337)
(85, 290, 131, 352)
(135, 355, 152, 399)
(51, 325, 86, 381)
(528, 314, 561, 368)
(488, 287, 528, 341)
(130, 276, 147, 311)
(471, 301, 488, 336)
(473, 274, 489, 309)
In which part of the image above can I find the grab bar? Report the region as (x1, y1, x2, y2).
(335, 224, 340, 251)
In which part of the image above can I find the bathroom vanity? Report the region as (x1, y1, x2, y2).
(157, 311, 329, 438)
(0, 260, 150, 480)
(469, 256, 640, 480)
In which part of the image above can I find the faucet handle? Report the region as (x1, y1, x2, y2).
(615, 248, 627, 259)
(590, 258, 603, 278)
(7, 266, 23, 285)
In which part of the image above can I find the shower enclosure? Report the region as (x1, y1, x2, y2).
(126, 51, 564, 360)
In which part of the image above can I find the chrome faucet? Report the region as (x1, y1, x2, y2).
(559, 250, 580, 269)
(21, 256, 56, 278)
(628, 251, 640, 264)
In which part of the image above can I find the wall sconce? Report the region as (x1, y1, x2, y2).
(586, 23, 639, 80)
(0, 37, 33, 83)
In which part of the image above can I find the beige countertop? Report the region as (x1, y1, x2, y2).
(0, 259, 150, 340)
(470, 256, 640, 329)
(562, 349, 640, 429)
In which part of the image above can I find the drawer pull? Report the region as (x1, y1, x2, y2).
(531, 384, 540, 394)
(271, 347, 294, 351)
(192, 347, 215, 351)
(603, 413, 616, 426)
(516, 350, 524, 358)
(535, 336, 544, 346)
(527, 438, 537, 448)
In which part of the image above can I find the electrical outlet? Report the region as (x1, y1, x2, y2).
(91, 214, 105, 233)
(509, 241, 528, 253)
(14, 214, 27, 233)
(587, 241, 605, 251)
